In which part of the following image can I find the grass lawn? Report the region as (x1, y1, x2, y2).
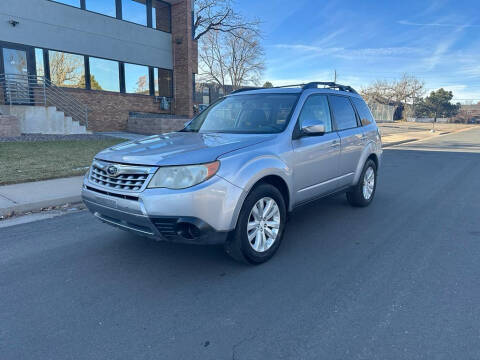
(0, 139, 125, 185)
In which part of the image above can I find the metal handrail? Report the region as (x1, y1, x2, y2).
(0, 73, 88, 128)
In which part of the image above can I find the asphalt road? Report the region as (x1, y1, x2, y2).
(2, 128, 480, 359)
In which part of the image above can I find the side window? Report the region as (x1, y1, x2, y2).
(298, 95, 332, 132)
(329, 96, 358, 131)
(352, 97, 375, 126)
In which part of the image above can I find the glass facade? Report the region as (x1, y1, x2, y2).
(51, 0, 171, 33)
(155, 68, 173, 97)
(89, 57, 120, 92)
(29, 47, 170, 96)
(152, 1, 171, 32)
(124, 63, 149, 94)
(52, 0, 80, 7)
(10, 1, 174, 96)
(48, 50, 85, 88)
(35, 48, 45, 79)
(122, 0, 147, 26)
(3, 48, 28, 76)
(85, 0, 117, 17)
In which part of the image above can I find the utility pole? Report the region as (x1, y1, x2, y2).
(334, 70, 337, 83)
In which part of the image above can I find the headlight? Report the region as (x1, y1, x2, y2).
(147, 161, 220, 189)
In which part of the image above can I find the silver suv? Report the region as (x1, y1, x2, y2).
(82, 82, 382, 263)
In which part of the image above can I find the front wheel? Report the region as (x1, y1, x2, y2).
(346, 159, 377, 207)
(224, 183, 286, 264)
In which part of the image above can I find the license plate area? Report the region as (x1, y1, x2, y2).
(94, 195, 117, 209)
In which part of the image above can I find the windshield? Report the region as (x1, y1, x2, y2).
(184, 93, 299, 134)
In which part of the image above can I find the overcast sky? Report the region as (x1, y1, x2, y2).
(238, 0, 480, 102)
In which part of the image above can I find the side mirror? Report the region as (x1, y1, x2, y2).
(301, 118, 325, 136)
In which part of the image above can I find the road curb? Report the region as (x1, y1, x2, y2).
(383, 139, 419, 148)
(383, 126, 477, 148)
(0, 195, 82, 218)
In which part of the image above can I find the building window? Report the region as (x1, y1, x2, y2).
(155, 68, 173, 97)
(152, 0, 171, 32)
(48, 50, 85, 88)
(52, 0, 81, 7)
(89, 57, 120, 92)
(202, 86, 210, 105)
(85, 0, 117, 17)
(122, 0, 147, 26)
(124, 63, 149, 94)
(35, 48, 45, 78)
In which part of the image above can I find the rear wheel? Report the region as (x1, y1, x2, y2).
(346, 159, 377, 207)
(224, 183, 286, 264)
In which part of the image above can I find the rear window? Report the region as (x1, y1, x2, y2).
(329, 96, 358, 131)
(352, 97, 375, 126)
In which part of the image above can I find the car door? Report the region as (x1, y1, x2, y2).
(292, 94, 341, 204)
(329, 95, 365, 187)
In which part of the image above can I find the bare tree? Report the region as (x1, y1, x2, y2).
(135, 75, 149, 94)
(361, 74, 425, 119)
(361, 74, 425, 105)
(198, 28, 264, 91)
(193, 0, 260, 41)
(49, 52, 83, 87)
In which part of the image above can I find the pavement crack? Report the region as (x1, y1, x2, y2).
(0, 193, 18, 204)
(232, 335, 256, 360)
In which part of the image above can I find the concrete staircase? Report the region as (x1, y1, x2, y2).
(0, 105, 88, 135)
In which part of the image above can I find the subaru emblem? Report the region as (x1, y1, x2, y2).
(107, 165, 118, 176)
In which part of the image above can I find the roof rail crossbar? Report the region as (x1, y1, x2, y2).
(231, 87, 261, 94)
(273, 84, 305, 88)
(302, 82, 358, 94)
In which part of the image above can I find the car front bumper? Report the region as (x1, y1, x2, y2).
(81, 175, 246, 245)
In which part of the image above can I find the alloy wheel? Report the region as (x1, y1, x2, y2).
(362, 166, 375, 200)
(246, 197, 281, 252)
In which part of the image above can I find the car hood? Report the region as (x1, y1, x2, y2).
(95, 132, 275, 166)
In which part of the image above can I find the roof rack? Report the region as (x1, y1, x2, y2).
(302, 82, 358, 94)
(230, 82, 358, 94)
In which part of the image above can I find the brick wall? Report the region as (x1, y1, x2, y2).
(127, 114, 188, 134)
(171, 0, 196, 118)
(0, 115, 21, 137)
(62, 88, 172, 132)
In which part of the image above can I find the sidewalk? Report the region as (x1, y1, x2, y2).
(0, 176, 84, 217)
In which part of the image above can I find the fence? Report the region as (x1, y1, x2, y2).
(407, 117, 449, 123)
(367, 101, 396, 122)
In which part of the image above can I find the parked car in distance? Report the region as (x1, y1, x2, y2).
(194, 104, 209, 114)
(82, 82, 383, 264)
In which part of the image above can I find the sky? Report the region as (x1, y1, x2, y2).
(237, 0, 480, 102)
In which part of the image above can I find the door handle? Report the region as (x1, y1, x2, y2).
(330, 140, 340, 148)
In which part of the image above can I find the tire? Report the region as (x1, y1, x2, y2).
(224, 183, 287, 264)
(346, 159, 377, 207)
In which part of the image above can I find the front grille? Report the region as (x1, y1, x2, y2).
(85, 186, 139, 201)
(89, 160, 154, 192)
